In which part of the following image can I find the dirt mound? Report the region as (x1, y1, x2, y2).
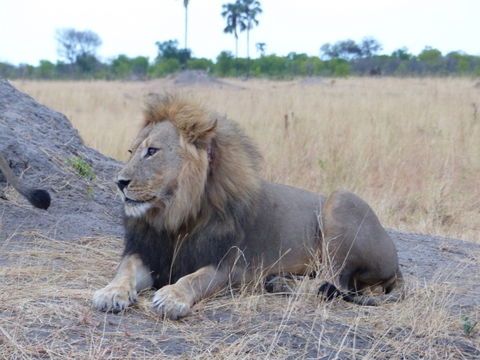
(298, 77, 335, 86)
(0, 79, 478, 358)
(0, 78, 123, 241)
(170, 70, 240, 88)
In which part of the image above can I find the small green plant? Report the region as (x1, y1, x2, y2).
(318, 159, 327, 171)
(461, 315, 478, 337)
(86, 186, 96, 199)
(69, 157, 95, 180)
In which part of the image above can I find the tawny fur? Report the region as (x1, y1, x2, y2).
(93, 95, 403, 319)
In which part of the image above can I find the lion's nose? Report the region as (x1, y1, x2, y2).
(116, 179, 131, 192)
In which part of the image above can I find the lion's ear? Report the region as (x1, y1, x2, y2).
(194, 119, 217, 148)
(202, 118, 217, 139)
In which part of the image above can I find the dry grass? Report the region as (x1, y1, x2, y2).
(13, 77, 480, 243)
(1, 234, 477, 359)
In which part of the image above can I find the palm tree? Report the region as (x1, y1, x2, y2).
(221, 2, 245, 58)
(238, 0, 262, 59)
(179, 0, 190, 50)
(255, 42, 266, 56)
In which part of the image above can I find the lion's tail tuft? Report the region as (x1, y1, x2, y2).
(26, 188, 51, 210)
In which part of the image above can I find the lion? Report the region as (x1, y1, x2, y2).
(0, 153, 50, 210)
(93, 95, 403, 319)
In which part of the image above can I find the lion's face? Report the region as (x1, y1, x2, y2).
(117, 121, 183, 218)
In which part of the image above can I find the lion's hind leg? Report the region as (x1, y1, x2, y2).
(317, 282, 342, 301)
(319, 189, 402, 306)
(318, 268, 404, 306)
(318, 267, 378, 306)
(264, 273, 297, 295)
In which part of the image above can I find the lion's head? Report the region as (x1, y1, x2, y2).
(117, 95, 261, 231)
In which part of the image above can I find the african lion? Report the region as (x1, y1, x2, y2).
(93, 96, 403, 319)
(0, 153, 51, 210)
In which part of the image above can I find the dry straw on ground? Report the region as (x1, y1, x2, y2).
(1, 234, 478, 359)
(14, 77, 480, 242)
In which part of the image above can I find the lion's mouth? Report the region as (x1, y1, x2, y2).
(123, 196, 156, 218)
(124, 196, 155, 217)
(124, 196, 155, 204)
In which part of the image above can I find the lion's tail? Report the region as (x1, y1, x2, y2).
(318, 271, 405, 306)
(0, 153, 51, 210)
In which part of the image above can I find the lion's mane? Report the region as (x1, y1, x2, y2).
(124, 96, 262, 287)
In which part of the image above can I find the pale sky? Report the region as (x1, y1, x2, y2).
(1, 0, 479, 65)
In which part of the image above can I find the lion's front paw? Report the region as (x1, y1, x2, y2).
(93, 284, 137, 313)
(151, 285, 191, 320)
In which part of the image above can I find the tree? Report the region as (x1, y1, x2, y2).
(320, 37, 382, 60)
(256, 42, 266, 56)
(334, 39, 362, 60)
(149, 59, 181, 77)
(130, 56, 149, 77)
(221, 2, 244, 58)
(391, 47, 412, 61)
(56, 28, 102, 64)
(445, 51, 472, 74)
(111, 55, 149, 78)
(238, 0, 262, 59)
(75, 53, 101, 73)
(320, 39, 364, 60)
(418, 47, 442, 64)
(155, 40, 192, 72)
(178, 0, 190, 50)
(186, 58, 214, 71)
(418, 47, 443, 73)
(252, 54, 287, 77)
(37, 60, 55, 78)
(155, 39, 191, 67)
(111, 55, 131, 78)
(320, 43, 336, 60)
(215, 51, 235, 76)
(156, 39, 181, 59)
(0, 62, 18, 78)
(359, 37, 382, 58)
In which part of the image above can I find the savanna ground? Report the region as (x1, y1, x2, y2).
(1, 77, 478, 359)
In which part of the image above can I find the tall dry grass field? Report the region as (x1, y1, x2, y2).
(14, 77, 480, 243)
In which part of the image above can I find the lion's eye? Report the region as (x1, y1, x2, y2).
(145, 147, 158, 158)
(128, 149, 132, 154)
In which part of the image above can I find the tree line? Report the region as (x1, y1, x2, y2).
(1, 0, 479, 79)
(2, 40, 479, 80)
